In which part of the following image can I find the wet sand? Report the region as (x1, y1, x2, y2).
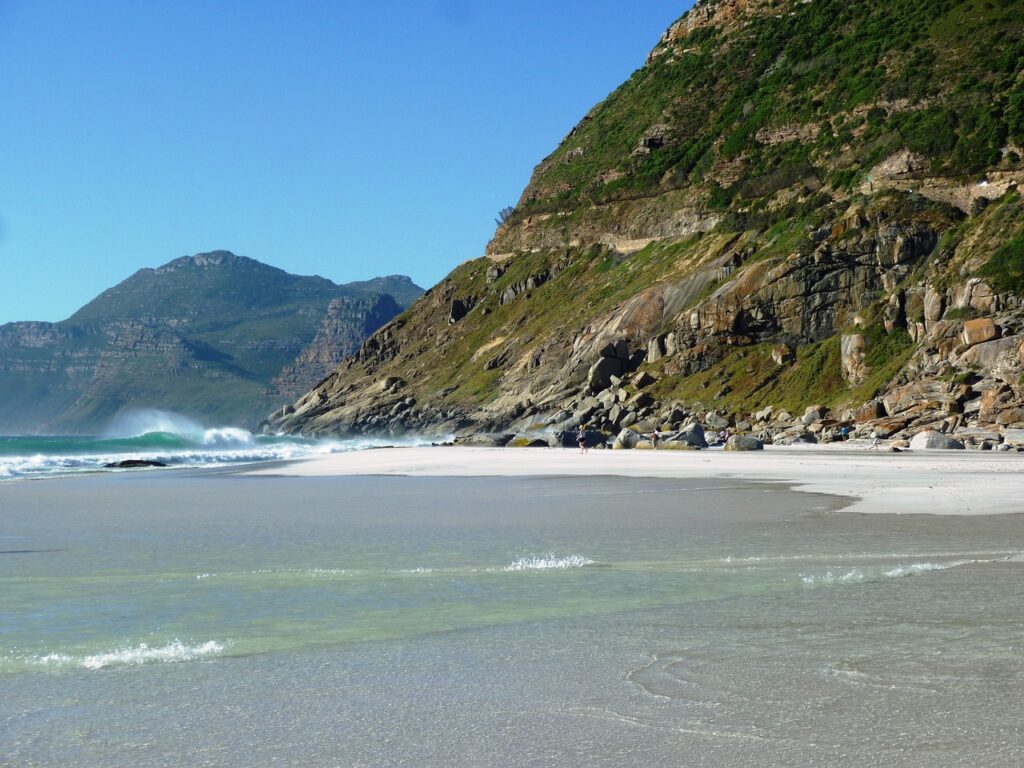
(249, 444, 1024, 516)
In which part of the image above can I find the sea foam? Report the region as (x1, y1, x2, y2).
(32, 640, 227, 670)
(883, 560, 973, 578)
(502, 554, 597, 572)
(801, 559, 976, 586)
(800, 569, 866, 585)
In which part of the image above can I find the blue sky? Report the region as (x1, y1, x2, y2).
(0, 1, 688, 323)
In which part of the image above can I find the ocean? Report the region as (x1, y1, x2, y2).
(0, 410, 428, 481)
(1, 470, 1022, 766)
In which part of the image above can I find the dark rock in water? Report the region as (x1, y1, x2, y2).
(104, 459, 169, 469)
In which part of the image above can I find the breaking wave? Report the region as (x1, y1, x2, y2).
(800, 568, 866, 585)
(882, 560, 973, 578)
(800, 558, 982, 586)
(22, 640, 227, 671)
(194, 558, 600, 581)
(502, 554, 597, 572)
(0, 409, 443, 480)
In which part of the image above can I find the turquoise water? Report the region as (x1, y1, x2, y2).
(0, 410, 425, 479)
(2, 471, 1023, 765)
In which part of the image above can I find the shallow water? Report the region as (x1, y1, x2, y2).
(1, 472, 1022, 766)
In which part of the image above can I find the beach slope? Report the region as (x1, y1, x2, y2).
(251, 445, 1024, 516)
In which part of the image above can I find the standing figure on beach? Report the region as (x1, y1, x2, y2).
(650, 430, 660, 449)
(577, 425, 588, 454)
(871, 431, 880, 450)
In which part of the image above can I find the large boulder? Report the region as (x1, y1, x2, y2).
(909, 430, 965, 450)
(588, 356, 626, 394)
(670, 422, 707, 448)
(773, 431, 817, 446)
(654, 441, 700, 451)
(454, 433, 516, 447)
(724, 435, 764, 451)
(961, 318, 999, 347)
(802, 405, 828, 425)
(633, 370, 658, 388)
(855, 400, 887, 422)
(509, 435, 550, 448)
(705, 411, 730, 430)
(1002, 429, 1024, 448)
(867, 417, 910, 438)
(612, 428, 641, 449)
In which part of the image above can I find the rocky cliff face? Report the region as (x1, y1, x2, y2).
(0, 252, 422, 433)
(266, 0, 1024, 450)
(271, 294, 403, 400)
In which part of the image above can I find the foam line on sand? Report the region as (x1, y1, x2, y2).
(247, 445, 1024, 516)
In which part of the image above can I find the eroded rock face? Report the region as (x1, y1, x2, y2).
(272, 295, 404, 400)
(841, 333, 868, 384)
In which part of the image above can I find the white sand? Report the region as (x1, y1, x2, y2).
(250, 443, 1024, 516)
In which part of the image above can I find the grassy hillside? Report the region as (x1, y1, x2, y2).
(505, 0, 1023, 221)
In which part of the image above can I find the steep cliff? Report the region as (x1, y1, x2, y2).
(0, 252, 420, 433)
(271, 294, 404, 400)
(266, 0, 1024, 449)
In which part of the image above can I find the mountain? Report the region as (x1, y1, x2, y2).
(0, 251, 422, 433)
(267, 0, 1024, 447)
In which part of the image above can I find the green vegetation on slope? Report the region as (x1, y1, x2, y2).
(979, 232, 1024, 293)
(512, 0, 1023, 219)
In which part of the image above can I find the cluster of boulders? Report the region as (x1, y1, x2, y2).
(451, 363, 1024, 451)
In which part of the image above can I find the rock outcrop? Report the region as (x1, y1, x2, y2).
(272, 295, 404, 400)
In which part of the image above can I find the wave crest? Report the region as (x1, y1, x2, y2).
(800, 569, 866, 585)
(801, 559, 976, 587)
(883, 560, 972, 578)
(502, 554, 596, 572)
(32, 640, 227, 670)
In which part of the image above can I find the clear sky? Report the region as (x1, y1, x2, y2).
(0, 1, 689, 324)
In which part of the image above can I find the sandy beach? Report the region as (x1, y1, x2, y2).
(251, 443, 1024, 516)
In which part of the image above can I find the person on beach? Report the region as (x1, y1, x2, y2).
(871, 430, 880, 450)
(577, 425, 588, 454)
(650, 430, 660, 449)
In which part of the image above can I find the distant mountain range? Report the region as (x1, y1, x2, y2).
(0, 251, 422, 433)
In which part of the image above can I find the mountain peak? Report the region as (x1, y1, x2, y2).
(155, 250, 265, 274)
